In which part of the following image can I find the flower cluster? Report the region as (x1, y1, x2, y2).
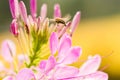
(0, 0, 108, 80)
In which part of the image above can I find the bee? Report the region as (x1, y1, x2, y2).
(55, 18, 66, 26)
(49, 15, 71, 26)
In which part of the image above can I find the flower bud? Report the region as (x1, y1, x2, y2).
(19, 1, 28, 25)
(70, 11, 81, 36)
(10, 19, 19, 37)
(30, 0, 37, 18)
(54, 4, 61, 18)
(40, 4, 47, 22)
(9, 0, 19, 19)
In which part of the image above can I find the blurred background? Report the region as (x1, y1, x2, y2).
(0, 0, 120, 79)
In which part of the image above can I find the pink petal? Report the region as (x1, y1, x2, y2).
(1, 40, 16, 62)
(3, 76, 14, 80)
(39, 60, 47, 70)
(40, 4, 47, 22)
(79, 55, 101, 76)
(45, 56, 56, 74)
(74, 71, 108, 80)
(58, 33, 71, 62)
(19, 1, 28, 25)
(16, 68, 36, 80)
(54, 4, 61, 18)
(9, 0, 19, 18)
(70, 11, 80, 36)
(30, 0, 37, 18)
(58, 22, 71, 38)
(49, 32, 58, 54)
(61, 47, 82, 65)
(10, 19, 19, 37)
(84, 71, 108, 80)
(54, 66, 79, 79)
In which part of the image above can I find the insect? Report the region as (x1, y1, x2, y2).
(49, 15, 71, 26)
(55, 17, 66, 26)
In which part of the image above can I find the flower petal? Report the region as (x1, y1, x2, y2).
(54, 4, 61, 18)
(3, 76, 14, 80)
(39, 60, 47, 70)
(40, 4, 47, 22)
(19, 1, 28, 25)
(1, 40, 16, 62)
(84, 71, 108, 80)
(54, 66, 79, 79)
(9, 0, 19, 18)
(30, 0, 37, 18)
(58, 34, 71, 62)
(61, 47, 82, 65)
(79, 55, 101, 76)
(70, 11, 80, 36)
(49, 32, 58, 54)
(74, 71, 108, 80)
(16, 68, 36, 80)
(45, 56, 56, 74)
(58, 22, 71, 38)
(10, 19, 19, 37)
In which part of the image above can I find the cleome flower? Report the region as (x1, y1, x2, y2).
(2, 32, 108, 80)
(0, 0, 108, 79)
(8, 0, 81, 67)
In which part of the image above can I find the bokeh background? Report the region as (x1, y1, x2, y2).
(0, 0, 120, 80)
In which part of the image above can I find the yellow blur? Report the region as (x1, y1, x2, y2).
(72, 15, 120, 77)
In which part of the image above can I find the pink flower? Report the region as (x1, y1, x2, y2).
(7, 0, 108, 79)
(0, 40, 28, 78)
(39, 56, 79, 80)
(38, 32, 108, 80)
(38, 32, 81, 79)
(50, 32, 81, 65)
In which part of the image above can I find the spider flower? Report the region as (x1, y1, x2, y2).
(0, 40, 29, 79)
(0, 0, 108, 79)
(37, 32, 108, 80)
(2, 32, 108, 80)
(8, 0, 81, 67)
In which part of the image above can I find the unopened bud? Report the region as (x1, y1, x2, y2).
(10, 19, 19, 37)
(19, 1, 28, 25)
(30, 0, 37, 18)
(70, 11, 80, 36)
(9, 0, 19, 19)
(54, 4, 61, 18)
(40, 4, 47, 22)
